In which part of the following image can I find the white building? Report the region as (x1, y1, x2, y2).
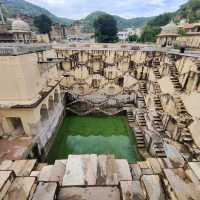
(118, 27, 144, 42)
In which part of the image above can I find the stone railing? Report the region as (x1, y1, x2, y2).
(0, 43, 52, 56)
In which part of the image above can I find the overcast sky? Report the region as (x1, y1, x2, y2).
(26, 0, 188, 19)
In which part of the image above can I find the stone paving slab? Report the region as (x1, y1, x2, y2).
(32, 182, 58, 200)
(0, 171, 15, 200)
(58, 186, 120, 200)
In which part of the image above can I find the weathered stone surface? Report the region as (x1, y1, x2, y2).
(30, 171, 40, 177)
(39, 165, 53, 182)
(96, 155, 118, 185)
(132, 181, 146, 200)
(188, 162, 200, 181)
(116, 159, 132, 181)
(62, 154, 97, 186)
(146, 158, 162, 174)
(49, 160, 66, 184)
(120, 181, 134, 200)
(164, 168, 200, 200)
(141, 175, 165, 200)
(32, 182, 58, 200)
(0, 160, 13, 170)
(58, 187, 120, 200)
(130, 164, 142, 180)
(120, 181, 145, 200)
(164, 143, 185, 168)
(9, 159, 37, 176)
(3, 177, 36, 200)
(0, 171, 14, 200)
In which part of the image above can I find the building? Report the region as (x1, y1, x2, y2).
(10, 18, 32, 43)
(50, 23, 65, 42)
(118, 27, 144, 42)
(64, 21, 82, 36)
(64, 21, 93, 42)
(0, 43, 64, 157)
(176, 22, 200, 49)
(156, 21, 179, 46)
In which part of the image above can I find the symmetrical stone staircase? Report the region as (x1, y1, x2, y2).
(154, 81, 162, 94)
(134, 127, 145, 148)
(152, 58, 161, 79)
(127, 110, 145, 149)
(152, 114, 165, 134)
(153, 142, 166, 158)
(174, 96, 188, 114)
(136, 111, 147, 127)
(137, 95, 146, 109)
(153, 95, 164, 112)
(139, 81, 148, 95)
(169, 63, 182, 92)
(181, 127, 193, 144)
(127, 110, 135, 124)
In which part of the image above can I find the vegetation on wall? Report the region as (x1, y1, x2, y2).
(94, 14, 118, 43)
(34, 14, 52, 34)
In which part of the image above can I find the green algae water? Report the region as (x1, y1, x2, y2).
(47, 116, 141, 163)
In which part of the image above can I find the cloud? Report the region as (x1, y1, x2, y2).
(26, 0, 188, 19)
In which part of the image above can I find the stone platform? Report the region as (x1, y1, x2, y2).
(0, 154, 200, 200)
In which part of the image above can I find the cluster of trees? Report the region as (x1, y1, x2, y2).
(33, 14, 52, 34)
(129, 0, 200, 43)
(177, 0, 200, 23)
(127, 13, 173, 43)
(94, 14, 118, 43)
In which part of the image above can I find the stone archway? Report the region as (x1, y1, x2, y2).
(54, 89, 60, 104)
(40, 104, 49, 123)
(48, 96, 54, 113)
(6, 117, 25, 135)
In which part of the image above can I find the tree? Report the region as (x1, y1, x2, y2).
(34, 14, 52, 34)
(127, 34, 139, 42)
(140, 26, 161, 43)
(94, 14, 118, 43)
(178, 28, 187, 36)
(148, 13, 174, 27)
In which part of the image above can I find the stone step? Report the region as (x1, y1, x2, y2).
(4, 177, 36, 200)
(32, 182, 58, 200)
(0, 171, 15, 200)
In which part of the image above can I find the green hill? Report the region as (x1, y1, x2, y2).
(1, 0, 74, 25)
(81, 11, 152, 32)
(175, 0, 200, 23)
(1, 1, 151, 31)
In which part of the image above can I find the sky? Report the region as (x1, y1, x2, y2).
(26, 0, 188, 19)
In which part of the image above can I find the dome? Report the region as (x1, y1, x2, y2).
(161, 21, 178, 35)
(12, 18, 30, 32)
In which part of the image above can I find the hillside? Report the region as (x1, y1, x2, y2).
(139, 0, 200, 43)
(175, 0, 200, 23)
(1, 1, 152, 31)
(1, 0, 74, 25)
(81, 11, 152, 32)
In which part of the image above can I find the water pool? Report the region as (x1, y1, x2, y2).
(47, 115, 141, 163)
